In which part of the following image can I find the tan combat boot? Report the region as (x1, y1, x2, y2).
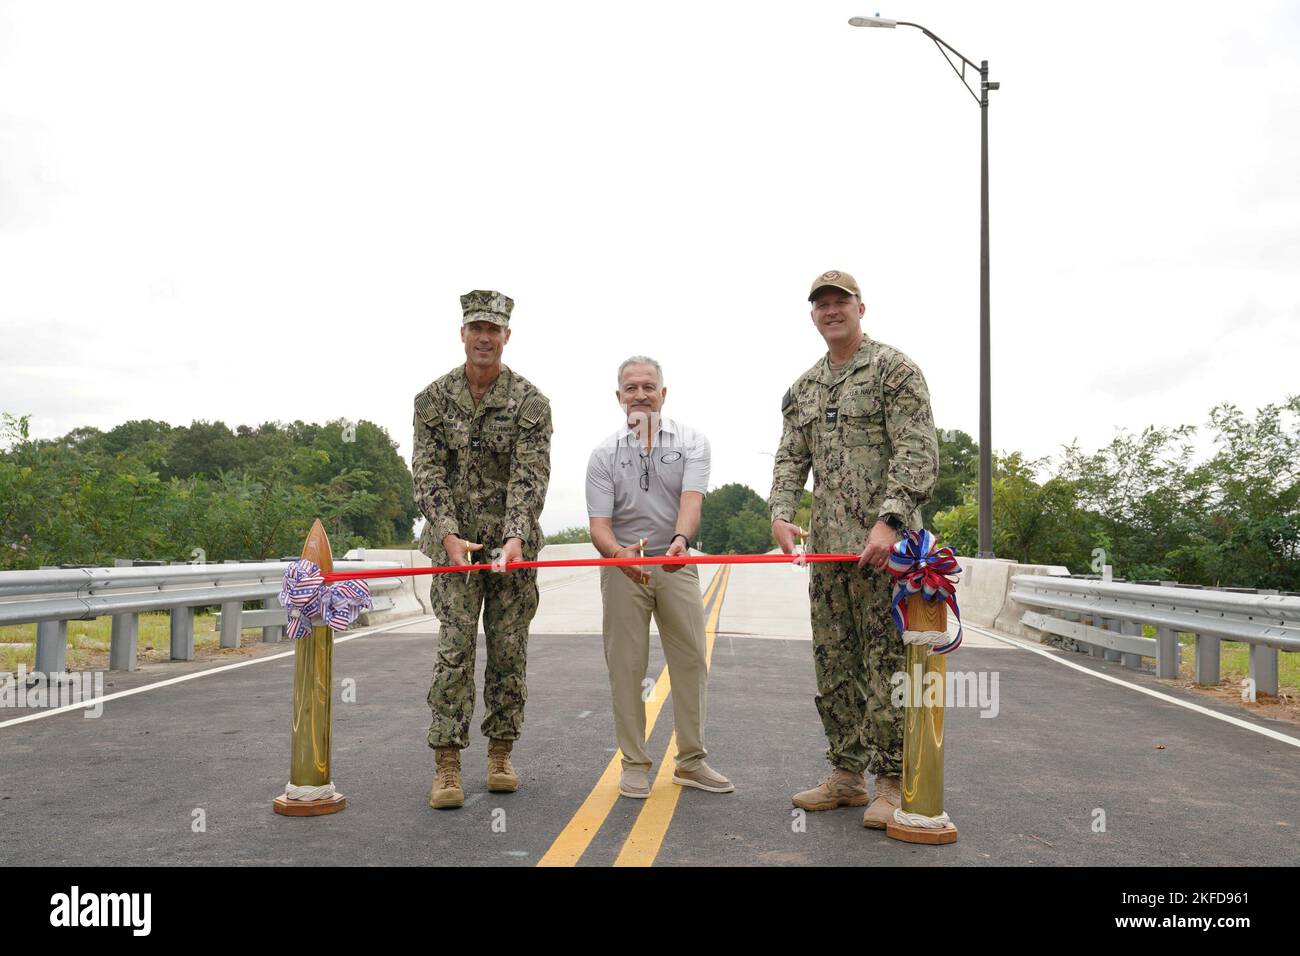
(792, 768, 869, 811)
(862, 774, 902, 829)
(430, 747, 464, 809)
(487, 738, 519, 793)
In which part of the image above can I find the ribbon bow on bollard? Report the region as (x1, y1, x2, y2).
(278, 559, 373, 640)
(885, 529, 963, 655)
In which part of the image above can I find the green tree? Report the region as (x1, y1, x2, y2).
(923, 427, 978, 528)
(1142, 398, 1297, 588)
(932, 451, 1096, 569)
(546, 526, 592, 544)
(933, 397, 1299, 589)
(725, 509, 773, 555)
(699, 483, 771, 553)
(1058, 421, 1200, 580)
(163, 420, 240, 479)
(100, 420, 174, 470)
(1, 411, 419, 568)
(294, 419, 419, 547)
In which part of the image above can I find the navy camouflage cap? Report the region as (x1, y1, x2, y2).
(460, 289, 515, 327)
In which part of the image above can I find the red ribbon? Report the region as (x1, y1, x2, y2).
(321, 552, 863, 583)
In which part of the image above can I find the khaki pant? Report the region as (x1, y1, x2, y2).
(600, 563, 709, 772)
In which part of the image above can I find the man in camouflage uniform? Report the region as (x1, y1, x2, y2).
(412, 289, 552, 810)
(768, 269, 938, 830)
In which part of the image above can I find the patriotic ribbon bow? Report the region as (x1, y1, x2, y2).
(278, 559, 373, 640)
(885, 529, 963, 654)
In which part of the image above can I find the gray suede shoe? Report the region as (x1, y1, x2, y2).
(619, 768, 651, 799)
(673, 762, 734, 793)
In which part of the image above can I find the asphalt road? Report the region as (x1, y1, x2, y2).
(1, 561, 1296, 867)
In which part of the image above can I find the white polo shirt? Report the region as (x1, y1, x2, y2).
(585, 416, 711, 556)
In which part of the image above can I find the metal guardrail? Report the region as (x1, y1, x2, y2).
(0, 560, 401, 674)
(1010, 575, 1300, 696)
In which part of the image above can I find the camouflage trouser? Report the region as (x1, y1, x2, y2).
(426, 559, 539, 750)
(808, 561, 905, 777)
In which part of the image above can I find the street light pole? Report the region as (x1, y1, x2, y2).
(849, 16, 999, 557)
(978, 58, 994, 559)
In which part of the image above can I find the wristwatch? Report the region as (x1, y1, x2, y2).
(670, 533, 692, 550)
(880, 514, 905, 533)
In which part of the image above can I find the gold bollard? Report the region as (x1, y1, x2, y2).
(887, 593, 957, 845)
(273, 518, 347, 817)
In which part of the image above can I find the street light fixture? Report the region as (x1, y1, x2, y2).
(849, 15, 1000, 558)
(847, 16, 897, 28)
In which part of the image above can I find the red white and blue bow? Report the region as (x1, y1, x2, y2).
(278, 559, 373, 640)
(885, 529, 962, 655)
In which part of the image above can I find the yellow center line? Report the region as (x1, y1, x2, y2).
(613, 564, 729, 867)
(536, 563, 728, 867)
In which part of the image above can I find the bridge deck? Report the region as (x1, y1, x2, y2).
(1, 560, 1295, 867)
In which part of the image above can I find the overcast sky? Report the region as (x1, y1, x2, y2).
(3, 0, 1298, 535)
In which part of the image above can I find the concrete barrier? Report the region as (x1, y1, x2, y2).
(532, 542, 602, 590)
(342, 547, 432, 624)
(957, 556, 1071, 641)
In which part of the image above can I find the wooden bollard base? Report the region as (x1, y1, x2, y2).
(887, 819, 958, 844)
(273, 793, 347, 817)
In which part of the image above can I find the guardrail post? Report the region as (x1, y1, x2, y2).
(170, 606, 195, 661)
(109, 613, 138, 672)
(1249, 644, 1280, 697)
(219, 601, 242, 650)
(1119, 620, 1144, 670)
(262, 597, 284, 643)
(1247, 589, 1281, 696)
(1155, 582, 1180, 679)
(1100, 617, 1122, 662)
(1062, 611, 1080, 652)
(1193, 633, 1220, 687)
(1155, 626, 1180, 679)
(35, 620, 68, 675)
(1083, 613, 1104, 658)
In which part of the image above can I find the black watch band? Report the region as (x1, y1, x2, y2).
(881, 514, 905, 532)
(670, 533, 691, 550)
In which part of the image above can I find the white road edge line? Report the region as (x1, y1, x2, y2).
(0, 614, 439, 731)
(964, 622, 1300, 749)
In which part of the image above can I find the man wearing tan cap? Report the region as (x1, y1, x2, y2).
(412, 290, 553, 810)
(768, 270, 939, 829)
(586, 355, 733, 799)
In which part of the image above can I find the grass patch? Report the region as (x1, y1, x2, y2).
(0, 612, 268, 672)
(1178, 635, 1300, 689)
(1130, 624, 1299, 694)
